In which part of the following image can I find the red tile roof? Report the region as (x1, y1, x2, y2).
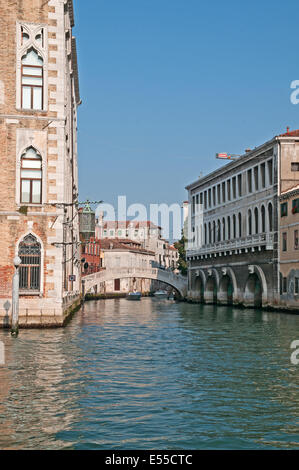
(168, 245, 178, 251)
(279, 129, 299, 137)
(100, 238, 155, 255)
(100, 221, 161, 230)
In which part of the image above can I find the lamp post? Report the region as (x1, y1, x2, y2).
(11, 256, 22, 337)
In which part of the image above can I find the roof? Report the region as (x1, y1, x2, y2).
(100, 221, 161, 230)
(100, 238, 155, 255)
(67, 0, 75, 27)
(71, 37, 80, 105)
(186, 128, 299, 192)
(279, 129, 299, 137)
(281, 184, 299, 200)
(168, 245, 178, 251)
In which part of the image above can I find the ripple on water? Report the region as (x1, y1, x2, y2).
(0, 299, 298, 450)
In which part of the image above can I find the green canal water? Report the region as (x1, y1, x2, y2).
(0, 299, 298, 450)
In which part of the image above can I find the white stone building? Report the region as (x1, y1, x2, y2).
(96, 218, 179, 270)
(186, 129, 299, 309)
(96, 239, 155, 294)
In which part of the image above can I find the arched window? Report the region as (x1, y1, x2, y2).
(208, 222, 211, 244)
(19, 234, 41, 292)
(204, 224, 207, 245)
(261, 205, 266, 233)
(248, 209, 252, 236)
(233, 214, 236, 239)
(213, 221, 216, 243)
(268, 203, 273, 232)
(222, 217, 226, 241)
(217, 219, 221, 242)
(227, 216, 231, 240)
(254, 208, 259, 234)
(238, 213, 242, 238)
(20, 147, 42, 204)
(21, 48, 44, 110)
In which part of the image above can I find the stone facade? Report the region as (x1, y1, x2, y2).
(0, 0, 81, 327)
(186, 130, 299, 311)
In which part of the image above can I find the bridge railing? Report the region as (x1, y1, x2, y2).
(84, 267, 187, 285)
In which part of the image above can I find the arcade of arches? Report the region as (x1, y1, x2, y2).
(189, 266, 267, 308)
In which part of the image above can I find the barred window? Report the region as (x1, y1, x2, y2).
(19, 234, 41, 292)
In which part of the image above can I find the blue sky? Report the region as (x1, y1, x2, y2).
(75, 0, 299, 210)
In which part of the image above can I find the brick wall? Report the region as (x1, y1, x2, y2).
(0, 0, 81, 326)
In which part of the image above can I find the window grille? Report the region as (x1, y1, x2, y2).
(19, 234, 41, 291)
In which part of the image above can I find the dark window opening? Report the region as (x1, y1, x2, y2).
(292, 198, 299, 214)
(247, 169, 252, 193)
(282, 232, 287, 252)
(281, 202, 288, 217)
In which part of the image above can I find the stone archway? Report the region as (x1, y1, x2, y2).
(194, 275, 204, 302)
(244, 273, 262, 308)
(218, 275, 234, 305)
(204, 275, 218, 304)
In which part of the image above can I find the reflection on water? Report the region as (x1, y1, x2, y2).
(0, 299, 298, 450)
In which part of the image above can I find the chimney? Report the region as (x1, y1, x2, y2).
(245, 149, 251, 153)
(98, 211, 104, 225)
(287, 126, 290, 134)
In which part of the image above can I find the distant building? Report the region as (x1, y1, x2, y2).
(81, 237, 103, 275)
(186, 129, 299, 310)
(95, 238, 156, 294)
(279, 184, 299, 307)
(96, 216, 179, 271)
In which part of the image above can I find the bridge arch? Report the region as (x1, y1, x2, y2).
(83, 267, 188, 299)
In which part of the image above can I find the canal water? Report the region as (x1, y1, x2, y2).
(0, 299, 298, 450)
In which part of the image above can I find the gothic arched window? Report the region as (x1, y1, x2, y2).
(21, 48, 44, 110)
(20, 147, 42, 204)
(19, 234, 41, 292)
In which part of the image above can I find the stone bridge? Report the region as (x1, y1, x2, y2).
(83, 267, 188, 298)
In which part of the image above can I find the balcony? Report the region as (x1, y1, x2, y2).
(187, 232, 274, 258)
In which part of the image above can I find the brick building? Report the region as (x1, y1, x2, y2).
(279, 184, 299, 308)
(0, 0, 81, 327)
(81, 237, 103, 275)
